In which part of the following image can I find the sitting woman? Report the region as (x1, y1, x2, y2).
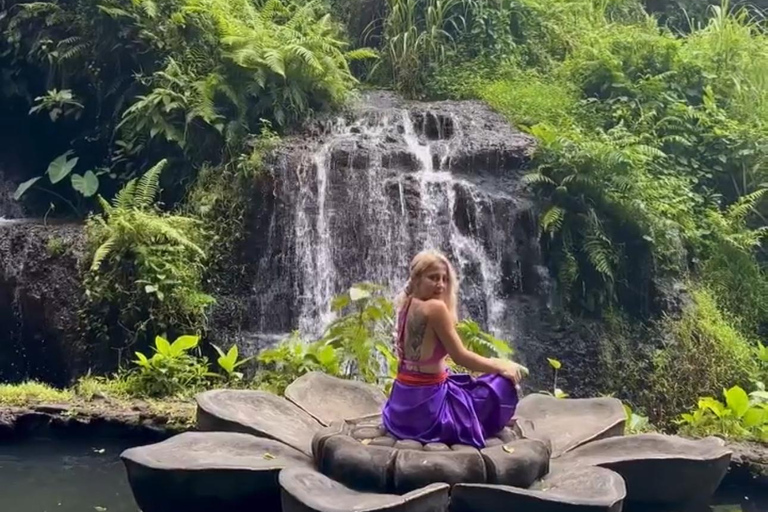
(382, 250, 526, 449)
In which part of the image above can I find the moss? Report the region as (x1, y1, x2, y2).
(0, 381, 74, 406)
(646, 286, 757, 426)
(0, 378, 195, 430)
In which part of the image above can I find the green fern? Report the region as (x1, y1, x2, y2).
(135, 159, 167, 210)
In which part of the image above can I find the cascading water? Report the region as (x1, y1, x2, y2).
(245, 92, 540, 352)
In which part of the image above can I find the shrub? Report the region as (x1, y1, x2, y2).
(82, 159, 214, 355)
(647, 287, 757, 425)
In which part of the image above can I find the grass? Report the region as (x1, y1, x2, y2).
(0, 378, 196, 430)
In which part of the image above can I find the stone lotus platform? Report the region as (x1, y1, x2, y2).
(121, 373, 734, 512)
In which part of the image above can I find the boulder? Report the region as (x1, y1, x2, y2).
(196, 389, 322, 456)
(121, 432, 312, 512)
(558, 433, 732, 505)
(514, 394, 626, 457)
(451, 465, 626, 512)
(280, 466, 450, 512)
(285, 371, 387, 426)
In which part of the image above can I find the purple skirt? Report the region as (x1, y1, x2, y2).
(382, 372, 519, 449)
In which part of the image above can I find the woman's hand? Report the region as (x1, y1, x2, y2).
(494, 359, 528, 383)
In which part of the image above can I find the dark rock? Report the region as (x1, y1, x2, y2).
(424, 443, 450, 452)
(279, 466, 450, 512)
(451, 465, 626, 512)
(32, 403, 70, 414)
(121, 432, 312, 512)
(514, 394, 626, 457)
(394, 439, 423, 450)
(312, 421, 349, 468)
(558, 433, 732, 505)
(371, 436, 396, 447)
(725, 441, 768, 487)
(497, 427, 517, 443)
(481, 439, 550, 487)
(285, 371, 386, 426)
(393, 447, 486, 494)
(196, 389, 322, 456)
(354, 427, 387, 440)
(319, 434, 397, 492)
(0, 221, 90, 386)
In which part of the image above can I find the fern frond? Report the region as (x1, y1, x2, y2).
(522, 172, 556, 187)
(726, 188, 767, 223)
(91, 235, 117, 271)
(113, 179, 138, 209)
(541, 206, 565, 235)
(135, 159, 167, 210)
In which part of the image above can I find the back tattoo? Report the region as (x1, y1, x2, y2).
(404, 307, 428, 360)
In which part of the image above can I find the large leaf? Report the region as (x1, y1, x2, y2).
(13, 176, 41, 200)
(725, 386, 750, 418)
(154, 336, 172, 357)
(170, 335, 199, 356)
(71, 171, 99, 197)
(47, 151, 79, 184)
(742, 407, 766, 429)
(699, 397, 727, 418)
(349, 286, 371, 301)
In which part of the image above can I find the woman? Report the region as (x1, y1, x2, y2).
(382, 250, 526, 449)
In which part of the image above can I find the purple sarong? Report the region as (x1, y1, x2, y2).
(382, 370, 519, 449)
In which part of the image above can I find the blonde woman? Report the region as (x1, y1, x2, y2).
(382, 250, 526, 448)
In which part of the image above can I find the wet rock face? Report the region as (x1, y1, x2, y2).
(0, 221, 89, 386)
(224, 90, 540, 350)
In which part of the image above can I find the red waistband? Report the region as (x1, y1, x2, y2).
(396, 369, 448, 386)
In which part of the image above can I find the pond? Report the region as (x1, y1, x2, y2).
(0, 436, 766, 512)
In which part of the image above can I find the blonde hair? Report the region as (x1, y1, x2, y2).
(397, 249, 459, 322)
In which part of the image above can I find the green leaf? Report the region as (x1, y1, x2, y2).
(725, 386, 750, 418)
(154, 336, 172, 357)
(13, 176, 42, 200)
(47, 151, 79, 184)
(71, 170, 99, 197)
(349, 286, 371, 301)
(170, 335, 199, 355)
(547, 358, 562, 370)
(742, 407, 765, 429)
(699, 397, 726, 418)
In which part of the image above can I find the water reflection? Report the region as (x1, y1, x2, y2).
(0, 435, 766, 512)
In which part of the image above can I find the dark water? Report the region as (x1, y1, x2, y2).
(0, 437, 139, 512)
(0, 436, 766, 512)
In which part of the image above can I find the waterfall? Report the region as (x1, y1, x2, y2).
(247, 93, 538, 351)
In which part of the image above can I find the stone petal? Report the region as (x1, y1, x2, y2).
(481, 439, 550, 487)
(285, 371, 387, 425)
(451, 465, 626, 512)
(280, 466, 450, 512)
(121, 432, 311, 512)
(196, 389, 322, 456)
(558, 433, 732, 505)
(514, 394, 626, 457)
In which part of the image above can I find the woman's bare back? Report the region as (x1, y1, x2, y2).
(401, 298, 445, 372)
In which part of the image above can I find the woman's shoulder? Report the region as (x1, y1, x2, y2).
(412, 298, 449, 316)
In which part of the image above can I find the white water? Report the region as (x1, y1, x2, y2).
(284, 110, 514, 341)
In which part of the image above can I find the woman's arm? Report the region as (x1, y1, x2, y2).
(425, 300, 523, 380)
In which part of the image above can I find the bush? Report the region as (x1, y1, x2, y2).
(647, 287, 758, 425)
(82, 160, 214, 354)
